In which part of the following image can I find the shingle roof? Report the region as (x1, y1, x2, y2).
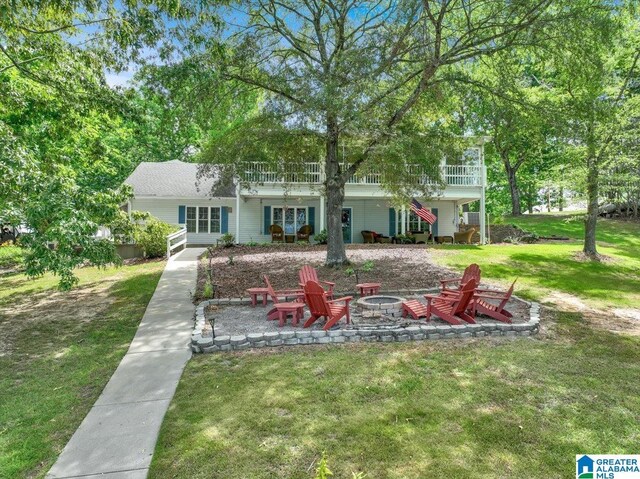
(125, 160, 236, 198)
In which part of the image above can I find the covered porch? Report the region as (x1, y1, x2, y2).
(234, 193, 486, 244)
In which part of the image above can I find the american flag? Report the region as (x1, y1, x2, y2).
(410, 199, 437, 224)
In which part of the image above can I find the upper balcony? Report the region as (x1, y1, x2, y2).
(242, 162, 485, 187)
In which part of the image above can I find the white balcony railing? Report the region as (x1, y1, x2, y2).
(243, 162, 483, 187)
(244, 162, 322, 184)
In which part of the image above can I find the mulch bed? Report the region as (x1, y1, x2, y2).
(195, 245, 456, 302)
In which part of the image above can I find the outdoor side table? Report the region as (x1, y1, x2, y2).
(246, 287, 269, 307)
(356, 282, 382, 297)
(273, 302, 305, 327)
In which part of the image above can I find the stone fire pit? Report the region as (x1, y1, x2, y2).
(356, 295, 406, 317)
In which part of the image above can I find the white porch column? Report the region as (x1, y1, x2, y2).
(401, 205, 406, 234)
(454, 201, 459, 231)
(319, 194, 326, 231)
(235, 182, 241, 244)
(480, 182, 486, 244)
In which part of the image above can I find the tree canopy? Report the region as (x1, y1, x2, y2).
(2, 0, 639, 287)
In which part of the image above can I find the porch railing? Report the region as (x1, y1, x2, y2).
(166, 226, 187, 259)
(243, 162, 323, 184)
(243, 163, 483, 187)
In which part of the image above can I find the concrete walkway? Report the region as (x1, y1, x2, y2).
(47, 247, 205, 479)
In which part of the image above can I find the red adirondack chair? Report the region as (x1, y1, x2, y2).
(424, 279, 477, 325)
(472, 279, 517, 323)
(440, 263, 481, 294)
(263, 275, 305, 321)
(302, 280, 352, 331)
(298, 265, 335, 299)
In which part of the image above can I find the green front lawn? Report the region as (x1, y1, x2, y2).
(0, 260, 165, 478)
(435, 215, 640, 309)
(150, 314, 639, 479)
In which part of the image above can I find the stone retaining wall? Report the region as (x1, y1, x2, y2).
(190, 291, 541, 353)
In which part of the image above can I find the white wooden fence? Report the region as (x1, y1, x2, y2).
(166, 227, 187, 259)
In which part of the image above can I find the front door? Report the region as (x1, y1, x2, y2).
(342, 208, 352, 244)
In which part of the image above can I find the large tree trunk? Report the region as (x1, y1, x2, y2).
(505, 163, 522, 216)
(526, 186, 534, 214)
(584, 154, 599, 256)
(558, 185, 564, 211)
(324, 118, 348, 266)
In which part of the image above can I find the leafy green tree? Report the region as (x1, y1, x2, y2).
(0, 0, 200, 287)
(540, 4, 640, 256)
(463, 53, 564, 216)
(197, 0, 564, 265)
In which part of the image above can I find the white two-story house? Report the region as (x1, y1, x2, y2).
(124, 138, 488, 245)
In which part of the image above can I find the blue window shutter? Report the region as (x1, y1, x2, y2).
(178, 205, 186, 224)
(263, 206, 271, 235)
(432, 208, 438, 236)
(388, 208, 396, 236)
(308, 207, 315, 234)
(221, 207, 229, 234)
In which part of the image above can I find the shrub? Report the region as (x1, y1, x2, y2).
(314, 229, 328, 244)
(220, 232, 235, 247)
(520, 232, 540, 243)
(394, 233, 414, 244)
(202, 283, 214, 299)
(134, 217, 176, 258)
(110, 211, 139, 245)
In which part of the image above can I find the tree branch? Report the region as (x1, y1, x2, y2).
(15, 17, 111, 35)
(223, 71, 306, 105)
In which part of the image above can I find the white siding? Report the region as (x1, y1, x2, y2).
(423, 201, 457, 237)
(132, 196, 459, 244)
(131, 197, 236, 245)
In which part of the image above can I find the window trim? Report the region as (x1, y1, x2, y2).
(271, 206, 308, 235)
(186, 205, 223, 234)
(209, 206, 221, 234)
(186, 206, 197, 233)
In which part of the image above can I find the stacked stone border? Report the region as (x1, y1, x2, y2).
(191, 289, 541, 353)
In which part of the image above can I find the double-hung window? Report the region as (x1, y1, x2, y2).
(198, 207, 209, 233)
(210, 207, 221, 233)
(186, 206, 222, 233)
(186, 207, 197, 233)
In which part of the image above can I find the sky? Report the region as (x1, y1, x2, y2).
(105, 69, 135, 87)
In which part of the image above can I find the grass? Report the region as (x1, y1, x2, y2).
(150, 314, 639, 479)
(434, 215, 640, 309)
(149, 213, 640, 478)
(0, 260, 165, 478)
(0, 245, 26, 270)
